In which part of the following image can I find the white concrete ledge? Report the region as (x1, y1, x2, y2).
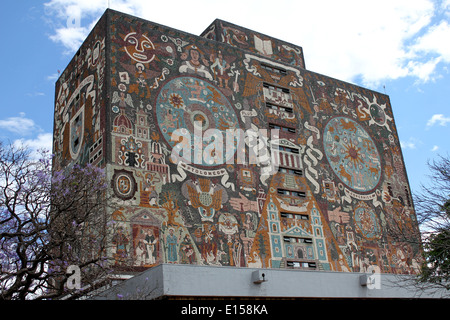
(91, 264, 447, 300)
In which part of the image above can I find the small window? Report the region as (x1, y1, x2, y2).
(263, 82, 290, 94)
(286, 260, 316, 269)
(280, 212, 309, 220)
(269, 123, 296, 134)
(278, 167, 303, 176)
(292, 191, 306, 198)
(277, 145, 299, 154)
(261, 63, 287, 75)
(287, 127, 296, 133)
(280, 212, 291, 218)
(266, 102, 293, 114)
(283, 236, 313, 244)
(277, 189, 305, 198)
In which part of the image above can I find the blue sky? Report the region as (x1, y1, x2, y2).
(0, 0, 449, 197)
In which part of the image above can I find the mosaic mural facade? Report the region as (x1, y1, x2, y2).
(53, 15, 107, 171)
(53, 9, 422, 275)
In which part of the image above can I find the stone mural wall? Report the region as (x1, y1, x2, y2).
(53, 14, 107, 171)
(54, 9, 422, 275)
(201, 19, 305, 69)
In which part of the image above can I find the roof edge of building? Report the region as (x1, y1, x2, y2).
(89, 264, 447, 300)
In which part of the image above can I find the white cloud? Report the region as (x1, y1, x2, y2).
(0, 113, 40, 136)
(13, 133, 53, 155)
(426, 114, 450, 127)
(400, 140, 417, 150)
(47, 73, 60, 81)
(400, 136, 423, 150)
(406, 57, 442, 83)
(44, 0, 106, 53)
(413, 20, 450, 63)
(49, 26, 90, 53)
(431, 145, 439, 152)
(43, 0, 450, 88)
(26, 92, 46, 97)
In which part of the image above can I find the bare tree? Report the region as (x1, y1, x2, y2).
(0, 142, 112, 300)
(413, 154, 450, 295)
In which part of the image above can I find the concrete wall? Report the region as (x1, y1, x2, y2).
(91, 264, 445, 299)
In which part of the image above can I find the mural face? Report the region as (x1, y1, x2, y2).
(53, 11, 422, 275)
(123, 31, 156, 64)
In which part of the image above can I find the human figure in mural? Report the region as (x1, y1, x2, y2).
(112, 226, 129, 265)
(210, 51, 231, 88)
(199, 224, 219, 264)
(185, 79, 206, 101)
(133, 63, 151, 98)
(179, 47, 213, 80)
(243, 212, 256, 238)
(144, 229, 158, 265)
(166, 227, 179, 263)
(217, 239, 230, 266)
(179, 234, 196, 264)
(135, 239, 146, 266)
(232, 233, 245, 267)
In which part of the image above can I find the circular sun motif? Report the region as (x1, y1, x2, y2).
(156, 76, 239, 167)
(323, 117, 381, 192)
(168, 93, 185, 109)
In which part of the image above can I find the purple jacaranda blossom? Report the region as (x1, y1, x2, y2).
(1, 142, 111, 300)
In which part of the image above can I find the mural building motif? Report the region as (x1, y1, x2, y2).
(53, 10, 422, 274)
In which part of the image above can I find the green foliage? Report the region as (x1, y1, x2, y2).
(419, 229, 450, 289)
